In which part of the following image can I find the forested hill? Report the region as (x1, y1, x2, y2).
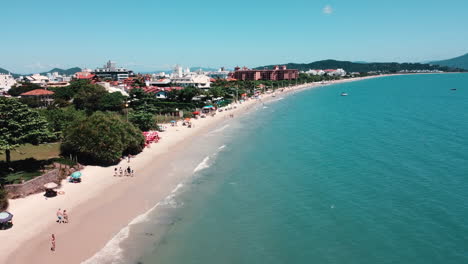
(39, 67, 82, 76)
(0, 67, 81, 78)
(255, 60, 464, 73)
(0, 67, 11, 74)
(431, 53, 468, 70)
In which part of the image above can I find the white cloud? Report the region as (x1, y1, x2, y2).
(323, 5, 333, 15)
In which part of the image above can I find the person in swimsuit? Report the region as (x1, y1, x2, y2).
(63, 210, 69, 223)
(56, 209, 63, 223)
(51, 234, 56, 251)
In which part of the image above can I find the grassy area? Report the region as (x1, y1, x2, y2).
(0, 143, 78, 185)
(0, 143, 60, 162)
(4, 171, 43, 184)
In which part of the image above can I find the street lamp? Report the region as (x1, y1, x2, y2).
(125, 101, 129, 122)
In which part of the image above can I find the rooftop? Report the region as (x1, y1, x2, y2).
(20, 89, 55, 96)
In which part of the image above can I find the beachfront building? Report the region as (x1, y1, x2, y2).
(0, 73, 16, 92)
(304, 69, 325, 76)
(19, 89, 54, 107)
(231, 65, 298, 81)
(324, 69, 347, 77)
(18, 73, 49, 86)
(96, 82, 129, 96)
(145, 77, 171, 87)
(46, 72, 72, 87)
(305, 68, 346, 77)
(74, 69, 96, 80)
(142, 86, 184, 99)
(92, 60, 134, 81)
(207, 67, 231, 79)
(170, 65, 211, 89)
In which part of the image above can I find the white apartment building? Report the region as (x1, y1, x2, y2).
(0, 73, 16, 92)
(170, 65, 211, 89)
(207, 67, 230, 79)
(305, 69, 325, 76)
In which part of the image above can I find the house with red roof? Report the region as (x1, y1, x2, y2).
(142, 86, 184, 99)
(20, 89, 55, 107)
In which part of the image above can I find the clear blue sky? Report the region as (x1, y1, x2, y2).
(2, 0, 467, 73)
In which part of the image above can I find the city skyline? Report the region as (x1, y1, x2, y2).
(1, 0, 467, 73)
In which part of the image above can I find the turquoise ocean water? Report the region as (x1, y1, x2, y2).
(124, 74, 468, 264)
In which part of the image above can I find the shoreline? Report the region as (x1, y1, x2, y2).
(1, 73, 421, 263)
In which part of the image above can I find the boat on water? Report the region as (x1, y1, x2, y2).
(451, 88, 457, 91)
(341, 92, 348, 96)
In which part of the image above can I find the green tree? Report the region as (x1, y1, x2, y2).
(51, 86, 75, 101)
(73, 83, 107, 112)
(61, 112, 144, 165)
(129, 111, 158, 131)
(129, 88, 148, 101)
(208, 86, 225, 98)
(178, 86, 200, 102)
(39, 107, 85, 139)
(99, 92, 127, 112)
(0, 98, 52, 164)
(7, 83, 42, 96)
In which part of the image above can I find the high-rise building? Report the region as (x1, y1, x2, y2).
(0, 73, 16, 92)
(93, 60, 134, 81)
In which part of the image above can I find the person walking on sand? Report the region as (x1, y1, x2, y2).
(127, 166, 131, 177)
(63, 210, 69, 223)
(131, 169, 135, 177)
(56, 209, 63, 223)
(51, 234, 56, 251)
(119, 167, 123, 177)
(114, 167, 117, 177)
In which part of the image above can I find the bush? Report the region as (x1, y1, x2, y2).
(7, 83, 42, 97)
(39, 107, 85, 139)
(61, 112, 145, 165)
(128, 111, 158, 131)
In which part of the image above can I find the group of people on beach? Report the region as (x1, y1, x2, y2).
(56, 208, 69, 224)
(51, 209, 69, 251)
(114, 166, 134, 177)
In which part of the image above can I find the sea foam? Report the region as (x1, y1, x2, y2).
(193, 156, 210, 172)
(210, 124, 230, 134)
(81, 184, 185, 264)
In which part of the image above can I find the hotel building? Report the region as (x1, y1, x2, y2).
(92, 60, 134, 81)
(231, 65, 298, 81)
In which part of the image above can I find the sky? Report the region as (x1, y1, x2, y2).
(1, 0, 467, 73)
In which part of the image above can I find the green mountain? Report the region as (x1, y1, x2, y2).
(255, 59, 464, 73)
(40, 67, 82, 76)
(431, 53, 468, 70)
(0, 67, 11, 74)
(0, 67, 81, 78)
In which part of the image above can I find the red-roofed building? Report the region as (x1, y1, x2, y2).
(142, 86, 184, 99)
(74, 72, 95, 80)
(20, 89, 55, 107)
(231, 65, 298, 81)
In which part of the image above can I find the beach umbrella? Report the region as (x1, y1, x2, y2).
(185, 118, 191, 121)
(193, 111, 200, 115)
(170, 120, 176, 123)
(71, 171, 82, 179)
(44, 182, 58, 189)
(0, 211, 13, 223)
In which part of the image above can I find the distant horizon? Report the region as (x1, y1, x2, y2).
(2, 54, 467, 75)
